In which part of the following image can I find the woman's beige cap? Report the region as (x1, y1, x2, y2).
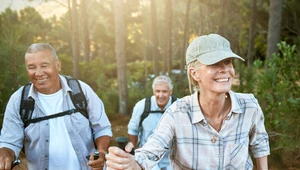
(186, 34, 245, 65)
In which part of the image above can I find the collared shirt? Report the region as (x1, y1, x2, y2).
(0, 75, 113, 170)
(135, 91, 270, 170)
(128, 96, 174, 168)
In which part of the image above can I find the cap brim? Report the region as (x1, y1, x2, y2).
(196, 50, 244, 65)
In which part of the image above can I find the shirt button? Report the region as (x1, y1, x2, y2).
(225, 116, 230, 120)
(211, 137, 216, 143)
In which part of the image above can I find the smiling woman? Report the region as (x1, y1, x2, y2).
(105, 34, 270, 170)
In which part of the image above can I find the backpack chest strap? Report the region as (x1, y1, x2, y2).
(24, 108, 79, 125)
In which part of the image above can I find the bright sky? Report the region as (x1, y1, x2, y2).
(0, 0, 68, 19)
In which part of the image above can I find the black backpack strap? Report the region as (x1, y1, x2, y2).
(138, 96, 177, 127)
(139, 97, 151, 127)
(25, 108, 79, 125)
(20, 76, 88, 128)
(171, 95, 177, 103)
(20, 83, 35, 128)
(65, 76, 88, 119)
(64, 76, 95, 148)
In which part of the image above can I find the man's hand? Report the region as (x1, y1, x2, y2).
(0, 147, 15, 170)
(106, 142, 141, 170)
(87, 151, 106, 170)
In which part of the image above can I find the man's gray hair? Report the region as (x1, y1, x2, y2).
(152, 75, 173, 90)
(26, 43, 58, 60)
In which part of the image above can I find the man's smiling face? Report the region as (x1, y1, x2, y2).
(25, 50, 61, 94)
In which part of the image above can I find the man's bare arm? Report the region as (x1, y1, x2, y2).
(128, 134, 138, 148)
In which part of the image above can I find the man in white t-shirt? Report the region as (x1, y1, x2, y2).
(0, 43, 112, 170)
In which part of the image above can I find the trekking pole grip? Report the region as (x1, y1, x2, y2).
(115, 136, 135, 155)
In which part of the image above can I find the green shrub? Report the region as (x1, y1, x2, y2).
(252, 42, 300, 167)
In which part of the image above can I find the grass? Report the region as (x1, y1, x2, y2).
(109, 114, 131, 146)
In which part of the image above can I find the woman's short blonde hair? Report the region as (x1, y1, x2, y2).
(187, 60, 201, 93)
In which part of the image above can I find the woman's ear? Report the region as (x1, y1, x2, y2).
(189, 67, 200, 81)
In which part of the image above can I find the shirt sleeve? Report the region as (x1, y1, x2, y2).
(135, 104, 175, 169)
(127, 99, 146, 136)
(249, 97, 270, 158)
(79, 81, 112, 139)
(0, 88, 24, 157)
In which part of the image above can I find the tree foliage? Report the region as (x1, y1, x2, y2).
(239, 42, 300, 167)
(0, 0, 299, 167)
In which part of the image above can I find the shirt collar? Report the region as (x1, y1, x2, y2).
(151, 95, 173, 111)
(191, 91, 204, 124)
(228, 90, 243, 114)
(190, 90, 242, 124)
(28, 74, 70, 100)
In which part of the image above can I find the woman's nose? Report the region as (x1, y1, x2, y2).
(218, 63, 229, 72)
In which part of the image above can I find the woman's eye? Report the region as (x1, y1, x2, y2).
(224, 59, 232, 65)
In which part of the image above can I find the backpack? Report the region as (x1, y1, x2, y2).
(20, 76, 87, 128)
(139, 96, 177, 127)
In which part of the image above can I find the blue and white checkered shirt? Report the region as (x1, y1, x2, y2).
(135, 91, 270, 170)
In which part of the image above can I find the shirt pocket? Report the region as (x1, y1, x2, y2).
(224, 138, 253, 169)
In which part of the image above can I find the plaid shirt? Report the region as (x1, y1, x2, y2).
(135, 91, 270, 170)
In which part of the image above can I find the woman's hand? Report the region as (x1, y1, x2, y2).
(105, 142, 141, 170)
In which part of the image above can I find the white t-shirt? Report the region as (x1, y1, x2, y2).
(38, 90, 81, 170)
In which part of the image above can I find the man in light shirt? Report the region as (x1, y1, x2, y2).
(0, 43, 112, 170)
(127, 75, 176, 170)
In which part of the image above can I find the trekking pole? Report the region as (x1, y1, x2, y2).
(11, 158, 21, 170)
(86, 151, 100, 160)
(115, 136, 135, 155)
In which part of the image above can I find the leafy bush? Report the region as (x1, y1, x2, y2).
(241, 42, 300, 167)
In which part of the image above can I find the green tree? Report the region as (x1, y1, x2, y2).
(266, 0, 283, 58)
(247, 0, 257, 67)
(165, 0, 173, 75)
(71, 0, 80, 78)
(150, 0, 159, 76)
(114, 0, 129, 114)
(241, 42, 300, 167)
(0, 7, 51, 119)
(80, 0, 91, 63)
